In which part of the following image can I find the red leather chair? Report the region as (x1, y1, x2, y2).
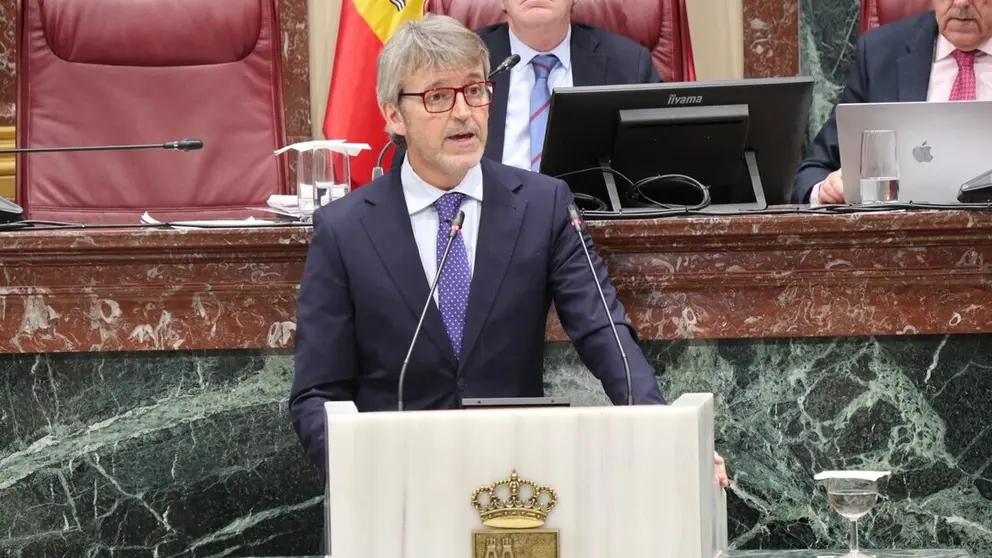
(16, 0, 290, 223)
(860, 0, 933, 32)
(425, 0, 696, 82)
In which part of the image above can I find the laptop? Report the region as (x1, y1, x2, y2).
(836, 100, 992, 203)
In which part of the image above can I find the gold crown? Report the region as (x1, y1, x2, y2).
(471, 470, 558, 529)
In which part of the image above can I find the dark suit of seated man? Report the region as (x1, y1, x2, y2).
(392, 0, 660, 172)
(793, 0, 992, 205)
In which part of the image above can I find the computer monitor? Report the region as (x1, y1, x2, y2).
(540, 76, 814, 217)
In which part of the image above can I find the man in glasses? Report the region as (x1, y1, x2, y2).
(291, 14, 729, 489)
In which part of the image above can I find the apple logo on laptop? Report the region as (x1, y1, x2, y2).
(912, 141, 933, 163)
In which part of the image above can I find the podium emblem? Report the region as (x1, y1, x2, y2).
(471, 470, 559, 558)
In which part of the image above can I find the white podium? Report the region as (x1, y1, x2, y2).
(324, 393, 728, 558)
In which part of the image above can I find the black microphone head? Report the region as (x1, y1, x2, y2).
(488, 54, 522, 79)
(453, 210, 466, 228)
(167, 139, 203, 151)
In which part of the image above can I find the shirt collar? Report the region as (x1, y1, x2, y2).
(935, 34, 992, 61)
(508, 25, 572, 73)
(400, 154, 484, 215)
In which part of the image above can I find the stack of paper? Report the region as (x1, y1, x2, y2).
(140, 212, 279, 228)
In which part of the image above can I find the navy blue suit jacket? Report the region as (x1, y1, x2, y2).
(391, 23, 661, 169)
(290, 159, 664, 471)
(792, 12, 938, 203)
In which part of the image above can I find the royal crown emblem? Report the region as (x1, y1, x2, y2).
(471, 470, 558, 529)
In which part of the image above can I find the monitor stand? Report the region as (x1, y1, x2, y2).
(585, 151, 765, 218)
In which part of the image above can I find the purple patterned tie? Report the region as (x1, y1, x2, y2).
(434, 192, 471, 356)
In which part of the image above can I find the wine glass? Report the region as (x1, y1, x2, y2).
(821, 475, 881, 557)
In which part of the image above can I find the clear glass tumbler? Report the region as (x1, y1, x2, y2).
(859, 129, 899, 204)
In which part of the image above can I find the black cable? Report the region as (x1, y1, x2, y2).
(553, 165, 992, 219)
(554, 165, 712, 215)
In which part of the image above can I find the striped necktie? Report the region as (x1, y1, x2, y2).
(529, 54, 560, 172)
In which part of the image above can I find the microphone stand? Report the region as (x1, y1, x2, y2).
(566, 204, 633, 406)
(0, 139, 204, 155)
(397, 210, 466, 411)
(0, 138, 204, 224)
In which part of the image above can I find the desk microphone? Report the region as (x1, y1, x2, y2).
(397, 209, 466, 411)
(0, 138, 203, 155)
(488, 54, 521, 79)
(0, 138, 204, 223)
(371, 55, 522, 180)
(566, 203, 633, 406)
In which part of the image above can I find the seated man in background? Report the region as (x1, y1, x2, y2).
(793, 0, 992, 204)
(481, 0, 661, 171)
(394, 0, 660, 172)
(291, 14, 728, 486)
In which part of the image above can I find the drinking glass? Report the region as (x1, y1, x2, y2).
(312, 146, 352, 209)
(296, 147, 316, 221)
(822, 476, 880, 557)
(859, 129, 899, 203)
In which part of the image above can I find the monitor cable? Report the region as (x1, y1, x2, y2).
(554, 166, 711, 215)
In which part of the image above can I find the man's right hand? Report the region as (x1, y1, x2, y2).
(818, 170, 845, 204)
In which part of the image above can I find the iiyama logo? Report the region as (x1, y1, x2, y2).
(667, 94, 703, 105)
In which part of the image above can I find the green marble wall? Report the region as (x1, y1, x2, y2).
(798, 0, 861, 145)
(1, 336, 990, 557)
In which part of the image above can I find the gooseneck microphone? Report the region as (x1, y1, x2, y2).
(488, 53, 521, 79)
(566, 204, 633, 406)
(0, 138, 204, 155)
(371, 55, 523, 180)
(0, 138, 204, 223)
(397, 209, 466, 411)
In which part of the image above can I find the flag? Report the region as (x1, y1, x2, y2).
(323, 0, 424, 186)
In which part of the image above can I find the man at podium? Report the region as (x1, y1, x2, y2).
(291, 14, 728, 488)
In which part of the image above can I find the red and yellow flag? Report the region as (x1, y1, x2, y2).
(323, 0, 424, 186)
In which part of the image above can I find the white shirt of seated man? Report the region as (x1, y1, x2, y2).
(812, 0, 992, 205)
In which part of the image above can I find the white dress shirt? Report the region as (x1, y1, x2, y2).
(501, 27, 573, 170)
(401, 156, 483, 297)
(811, 35, 992, 205)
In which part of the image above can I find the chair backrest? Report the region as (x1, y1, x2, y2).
(16, 0, 290, 223)
(860, 0, 933, 32)
(425, 0, 696, 82)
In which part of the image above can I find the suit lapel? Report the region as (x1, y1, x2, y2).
(458, 162, 526, 369)
(896, 15, 938, 102)
(485, 26, 512, 161)
(569, 24, 607, 86)
(359, 171, 457, 367)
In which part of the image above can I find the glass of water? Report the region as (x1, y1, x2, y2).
(823, 476, 880, 557)
(312, 146, 352, 210)
(296, 148, 316, 221)
(859, 129, 899, 203)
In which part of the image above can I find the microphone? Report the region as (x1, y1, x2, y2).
(371, 55, 522, 180)
(372, 140, 393, 180)
(0, 138, 204, 155)
(0, 138, 204, 223)
(488, 53, 521, 79)
(566, 203, 632, 406)
(397, 209, 466, 411)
